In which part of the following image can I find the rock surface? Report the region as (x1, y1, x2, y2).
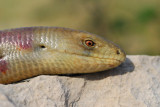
(0, 55, 160, 107)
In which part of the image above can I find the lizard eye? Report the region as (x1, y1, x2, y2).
(85, 40, 95, 47)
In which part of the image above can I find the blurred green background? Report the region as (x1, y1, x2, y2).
(0, 0, 159, 55)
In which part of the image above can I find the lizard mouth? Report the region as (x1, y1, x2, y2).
(65, 51, 124, 63)
(90, 56, 123, 63)
(54, 50, 125, 64)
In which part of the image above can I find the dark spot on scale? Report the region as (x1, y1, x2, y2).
(0, 55, 4, 59)
(116, 49, 120, 55)
(0, 60, 8, 74)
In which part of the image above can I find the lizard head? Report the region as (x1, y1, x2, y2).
(38, 27, 126, 73)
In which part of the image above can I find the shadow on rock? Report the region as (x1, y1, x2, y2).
(62, 57, 135, 80)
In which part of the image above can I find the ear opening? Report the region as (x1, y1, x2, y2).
(40, 45, 46, 49)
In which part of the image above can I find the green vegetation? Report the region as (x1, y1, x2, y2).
(0, 0, 159, 55)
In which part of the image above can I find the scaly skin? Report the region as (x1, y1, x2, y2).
(0, 27, 126, 84)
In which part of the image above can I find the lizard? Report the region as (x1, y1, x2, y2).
(0, 27, 126, 84)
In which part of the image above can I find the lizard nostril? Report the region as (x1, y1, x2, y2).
(116, 50, 120, 55)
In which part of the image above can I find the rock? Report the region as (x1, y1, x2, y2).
(0, 55, 160, 107)
(0, 92, 15, 107)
